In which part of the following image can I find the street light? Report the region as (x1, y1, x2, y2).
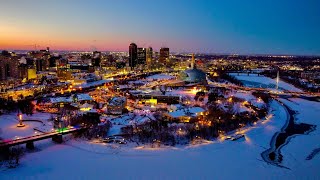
(17, 111, 25, 127)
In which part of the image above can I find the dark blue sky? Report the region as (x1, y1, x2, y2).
(1, 0, 319, 55)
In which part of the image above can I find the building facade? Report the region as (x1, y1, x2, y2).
(0, 55, 20, 81)
(129, 43, 138, 69)
(146, 47, 153, 69)
(159, 47, 169, 66)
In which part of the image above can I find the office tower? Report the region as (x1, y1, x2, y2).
(35, 59, 43, 71)
(137, 48, 146, 65)
(0, 52, 20, 80)
(159, 47, 169, 65)
(129, 43, 137, 69)
(146, 47, 153, 69)
(92, 51, 101, 67)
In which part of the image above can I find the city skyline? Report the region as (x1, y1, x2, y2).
(1, 0, 320, 55)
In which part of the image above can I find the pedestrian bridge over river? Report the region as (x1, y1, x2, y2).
(0, 127, 87, 152)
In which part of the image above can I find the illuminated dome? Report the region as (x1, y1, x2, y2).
(180, 53, 207, 84)
(180, 68, 207, 84)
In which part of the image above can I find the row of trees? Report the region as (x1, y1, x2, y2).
(67, 112, 111, 140)
(17, 99, 34, 116)
(122, 120, 176, 145)
(219, 73, 244, 86)
(0, 98, 34, 115)
(121, 89, 270, 146)
(0, 98, 17, 112)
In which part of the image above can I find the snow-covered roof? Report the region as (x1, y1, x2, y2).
(77, 94, 93, 101)
(146, 74, 175, 80)
(168, 107, 205, 118)
(50, 94, 92, 104)
(50, 97, 72, 104)
(108, 97, 126, 106)
(80, 103, 94, 109)
(74, 79, 111, 89)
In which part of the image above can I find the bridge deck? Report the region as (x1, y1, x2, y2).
(0, 127, 86, 148)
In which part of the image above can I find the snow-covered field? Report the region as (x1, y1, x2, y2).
(1, 97, 319, 179)
(146, 73, 175, 80)
(3, 99, 319, 179)
(0, 112, 53, 140)
(229, 73, 302, 92)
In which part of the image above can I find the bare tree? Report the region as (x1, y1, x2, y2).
(6, 146, 24, 168)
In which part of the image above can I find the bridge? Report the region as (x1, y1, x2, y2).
(0, 127, 87, 153)
(226, 70, 263, 75)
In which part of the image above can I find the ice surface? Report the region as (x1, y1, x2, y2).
(3, 100, 317, 179)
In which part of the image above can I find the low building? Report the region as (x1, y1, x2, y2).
(164, 107, 206, 123)
(57, 68, 72, 80)
(107, 96, 127, 115)
(129, 90, 180, 105)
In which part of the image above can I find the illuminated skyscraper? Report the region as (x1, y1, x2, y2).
(146, 47, 153, 69)
(0, 51, 20, 81)
(92, 51, 101, 67)
(129, 43, 137, 69)
(137, 48, 146, 65)
(159, 47, 169, 66)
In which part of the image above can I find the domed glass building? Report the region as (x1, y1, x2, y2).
(179, 53, 207, 84)
(180, 68, 207, 84)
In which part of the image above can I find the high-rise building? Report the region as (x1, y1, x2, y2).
(0, 52, 20, 81)
(146, 47, 153, 69)
(129, 43, 137, 69)
(137, 48, 146, 65)
(27, 49, 50, 71)
(92, 51, 101, 67)
(18, 64, 28, 80)
(159, 47, 169, 66)
(35, 59, 43, 71)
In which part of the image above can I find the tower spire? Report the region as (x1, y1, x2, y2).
(276, 70, 279, 90)
(191, 53, 195, 69)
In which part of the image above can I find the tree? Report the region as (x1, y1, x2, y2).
(160, 85, 167, 95)
(208, 92, 218, 103)
(252, 92, 271, 104)
(6, 146, 24, 168)
(18, 100, 34, 116)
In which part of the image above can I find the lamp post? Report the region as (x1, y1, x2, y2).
(17, 110, 25, 127)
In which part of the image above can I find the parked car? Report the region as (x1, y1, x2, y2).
(225, 136, 232, 140)
(102, 136, 126, 144)
(225, 134, 245, 141)
(231, 134, 245, 141)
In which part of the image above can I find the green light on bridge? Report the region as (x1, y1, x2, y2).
(56, 127, 68, 133)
